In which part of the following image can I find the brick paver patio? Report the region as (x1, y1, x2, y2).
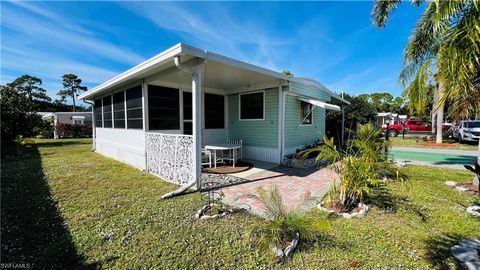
(219, 166, 338, 216)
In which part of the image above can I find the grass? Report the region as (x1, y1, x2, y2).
(389, 136, 479, 151)
(1, 138, 479, 269)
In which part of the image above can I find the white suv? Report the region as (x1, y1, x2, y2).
(453, 120, 480, 142)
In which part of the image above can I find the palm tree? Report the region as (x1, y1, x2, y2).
(372, 0, 480, 143)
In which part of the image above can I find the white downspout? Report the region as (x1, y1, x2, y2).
(84, 100, 96, 150)
(174, 55, 205, 190)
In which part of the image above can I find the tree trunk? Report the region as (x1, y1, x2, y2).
(435, 85, 444, 144)
(431, 89, 437, 134)
(72, 95, 76, 112)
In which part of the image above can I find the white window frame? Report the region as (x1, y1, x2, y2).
(239, 90, 265, 121)
(299, 100, 313, 126)
(72, 119, 84, 125)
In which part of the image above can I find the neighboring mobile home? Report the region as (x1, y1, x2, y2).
(39, 111, 93, 139)
(78, 43, 349, 188)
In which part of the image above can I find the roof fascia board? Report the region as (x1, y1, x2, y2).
(290, 78, 350, 105)
(224, 80, 288, 95)
(78, 43, 183, 100)
(205, 51, 292, 82)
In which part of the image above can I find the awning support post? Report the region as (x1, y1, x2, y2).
(192, 67, 202, 190)
(174, 56, 203, 190)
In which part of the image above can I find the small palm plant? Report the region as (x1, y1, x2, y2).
(464, 160, 480, 196)
(301, 123, 405, 210)
(244, 186, 329, 259)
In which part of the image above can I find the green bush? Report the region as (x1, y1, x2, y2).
(34, 119, 54, 138)
(245, 186, 329, 259)
(301, 123, 406, 210)
(1, 86, 43, 144)
(55, 123, 92, 138)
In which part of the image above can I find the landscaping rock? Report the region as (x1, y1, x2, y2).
(466, 206, 480, 217)
(195, 204, 233, 220)
(284, 234, 299, 257)
(451, 245, 479, 262)
(458, 239, 480, 249)
(456, 186, 468, 192)
(451, 238, 480, 268)
(317, 203, 369, 219)
(445, 181, 457, 187)
(462, 262, 480, 270)
(273, 247, 284, 258)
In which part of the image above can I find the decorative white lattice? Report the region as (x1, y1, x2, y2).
(146, 133, 194, 185)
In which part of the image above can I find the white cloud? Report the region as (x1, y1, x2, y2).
(2, 3, 145, 65)
(118, 2, 290, 71)
(1, 46, 118, 85)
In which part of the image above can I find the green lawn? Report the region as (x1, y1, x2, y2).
(2, 139, 479, 269)
(389, 136, 479, 151)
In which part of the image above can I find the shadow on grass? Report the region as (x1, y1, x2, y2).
(367, 183, 430, 222)
(33, 139, 91, 148)
(1, 142, 97, 269)
(423, 233, 464, 270)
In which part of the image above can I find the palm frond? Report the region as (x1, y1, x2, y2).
(404, 2, 444, 65)
(402, 59, 434, 115)
(371, 0, 403, 28)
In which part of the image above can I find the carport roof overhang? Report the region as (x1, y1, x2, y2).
(78, 43, 349, 105)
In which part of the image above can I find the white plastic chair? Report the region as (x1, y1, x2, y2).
(229, 139, 242, 161)
(201, 149, 212, 168)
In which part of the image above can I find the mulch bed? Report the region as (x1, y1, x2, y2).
(202, 161, 253, 174)
(457, 183, 479, 194)
(417, 142, 459, 148)
(324, 202, 362, 214)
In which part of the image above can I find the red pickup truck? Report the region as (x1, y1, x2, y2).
(383, 119, 449, 137)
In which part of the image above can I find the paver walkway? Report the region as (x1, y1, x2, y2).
(219, 166, 338, 216)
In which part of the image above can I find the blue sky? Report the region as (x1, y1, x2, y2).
(1, 1, 424, 103)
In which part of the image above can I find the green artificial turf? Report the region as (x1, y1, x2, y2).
(390, 150, 477, 165)
(1, 138, 479, 269)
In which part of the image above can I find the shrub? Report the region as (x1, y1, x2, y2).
(245, 186, 330, 259)
(301, 123, 406, 210)
(55, 123, 92, 138)
(1, 86, 43, 144)
(34, 119, 54, 138)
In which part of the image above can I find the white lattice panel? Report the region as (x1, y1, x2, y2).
(146, 133, 194, 185)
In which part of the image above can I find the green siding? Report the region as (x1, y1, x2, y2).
(284, 94, 326, 149)
(290, 82, 331, 101)
(228, 89, 278, 148)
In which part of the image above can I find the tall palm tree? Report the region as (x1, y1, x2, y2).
(372, 0, 480, 143)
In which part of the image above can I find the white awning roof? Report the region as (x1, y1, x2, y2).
(78, 43, 349, 104)
(72, 116, 85, 119)
(298, 97, 341, 111)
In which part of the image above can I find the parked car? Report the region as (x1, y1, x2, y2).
(383, 118, 449, 137)
(453, 120, 480, 142)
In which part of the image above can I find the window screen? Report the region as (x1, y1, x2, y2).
(183, 91, 192, 121)
(102, 96, 112, 128)
(94, 99, 102, 127)
(148, 85, 179, 130)
(205, 93, 224, 128)
(240, 92, 264, 120)
(113, 91, 125, 129)
(300, 101, 312, 125)
(126, 85, 143, 129)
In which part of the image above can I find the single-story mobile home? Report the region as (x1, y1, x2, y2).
(78, 43, 349, 188)
(39, 111, 93, 139)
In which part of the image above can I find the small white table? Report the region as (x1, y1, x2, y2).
(204, 143, 242, 168)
